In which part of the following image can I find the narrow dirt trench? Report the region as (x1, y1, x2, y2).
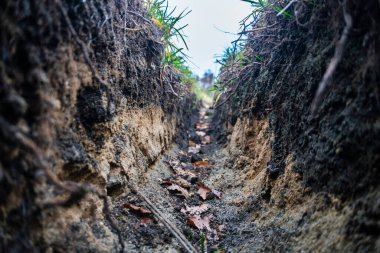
(113, 104, 282, 252)
(111, 106, 234, 252)
(111, 106, 276, 252)
(1, 0, 379, 252)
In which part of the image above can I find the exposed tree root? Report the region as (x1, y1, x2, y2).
(311, 0, 353, 112)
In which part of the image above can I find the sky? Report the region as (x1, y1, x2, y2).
(168, 0, 252, 76)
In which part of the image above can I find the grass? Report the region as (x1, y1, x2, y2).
(241, 0, 293, 26)
(210, 0, 296, 104)
(146, 0, 193, 80)
(210, 45, 246, 105)
(215, 44, 247, 68)
(215, 0, 296, 67)
(145, 1, 214, 105)
(199, 232, 206, 252)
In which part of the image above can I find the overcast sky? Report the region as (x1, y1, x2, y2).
(168, 0, 252, 76)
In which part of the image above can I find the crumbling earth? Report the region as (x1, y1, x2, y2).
(1, 0, 379, 252)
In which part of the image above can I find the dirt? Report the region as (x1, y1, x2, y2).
(1, 0, 380, 252)
(0, 0, 192, 251)
(211, 0, 380, 252)
(106, 107, 223, 252)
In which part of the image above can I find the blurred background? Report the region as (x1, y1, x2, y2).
(169, 0, 251, 80)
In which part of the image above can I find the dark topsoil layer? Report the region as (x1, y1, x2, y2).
(212, 0, 380, 251)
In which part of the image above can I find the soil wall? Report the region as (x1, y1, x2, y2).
(212, 1, 380, 251)
(0, 0, 191, 251)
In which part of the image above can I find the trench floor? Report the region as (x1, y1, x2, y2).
(110, 107, 267, 253)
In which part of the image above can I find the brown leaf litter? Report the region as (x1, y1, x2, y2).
(166, 184, 190, 199)
(193, 160, 211, 169)
(197, 183, 222, 200)
(122, 203, 152, 215)
(186, 214, 213, 232)
(181, 204, 209, 216)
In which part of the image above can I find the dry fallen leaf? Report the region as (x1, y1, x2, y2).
(197, 183, 211, 200)
(167, 184, 190, 199)
(197, 183, 222, 200)
(196, 131, 206, 137)
(160, 177, 191, 189)
(181, 204, 209, 215)
(196, 123, 209, 130)
(174, 168, 198, 182)
(140, 217, 154, 225)
(122, 203, 152, 215)
(193, 160, 210, 169)
(187, 214, 212, 231)
(201, 135, 212, 145)
(134, 217, 154, 228)
(175, 177, 192, 189)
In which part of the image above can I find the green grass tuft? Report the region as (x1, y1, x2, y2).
(146, 0, 193, 81)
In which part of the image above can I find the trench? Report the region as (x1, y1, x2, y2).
(109, 105, 268, 253)
(1, 0, 380, 252)
(109, 106, 233, 252)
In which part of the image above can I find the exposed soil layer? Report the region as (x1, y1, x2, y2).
(1, 0, 380, 252)
(212, 0, 380, 252)
(0, 0, 191, 251)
